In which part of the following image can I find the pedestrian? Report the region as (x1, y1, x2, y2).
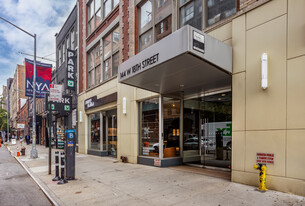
(25, 134, 30, 145)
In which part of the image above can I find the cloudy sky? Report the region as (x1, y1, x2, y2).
(0, 0, 76, 95)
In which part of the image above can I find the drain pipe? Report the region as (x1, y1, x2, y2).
(253, 163, 268, 191)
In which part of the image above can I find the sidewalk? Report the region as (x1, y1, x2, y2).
(5, 141, 305, 206)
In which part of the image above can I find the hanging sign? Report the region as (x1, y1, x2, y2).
(66, 49, 76, 90)
(25, 58, 52, 98)
(49, 84, 63, 102)
(193, 31, 205, 54)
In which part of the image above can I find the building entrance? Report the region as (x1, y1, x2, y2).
(183, 91, 232, 169)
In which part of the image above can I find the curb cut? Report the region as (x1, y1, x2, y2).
(6, 145, 63, 206)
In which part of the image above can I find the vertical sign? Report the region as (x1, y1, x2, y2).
(25, 58, 52, 98)
(66, 49, 76, 90)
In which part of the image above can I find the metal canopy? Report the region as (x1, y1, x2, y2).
(118, 25, 232, 97)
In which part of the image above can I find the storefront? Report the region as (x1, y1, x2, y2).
(118, 25, 232, 167)
(85, 93, 118, 157)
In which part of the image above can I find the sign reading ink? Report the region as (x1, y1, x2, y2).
(193, 31, 205, 54)
(65, 129, 76, 180)
(120, 53, 159, 79)
(84, 93, 117, 111)
(66, 49, 76, 90)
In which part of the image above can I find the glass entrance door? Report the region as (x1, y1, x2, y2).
(183, 91, 232, 169)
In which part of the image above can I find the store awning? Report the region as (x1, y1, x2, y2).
(118, 25, 232, 97)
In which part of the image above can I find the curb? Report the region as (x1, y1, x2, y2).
(6, 145, 63, 206)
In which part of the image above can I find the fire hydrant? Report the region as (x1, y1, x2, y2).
(253, 163, 268, 191)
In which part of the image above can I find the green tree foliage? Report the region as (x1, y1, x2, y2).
(0, 97, 7, 131)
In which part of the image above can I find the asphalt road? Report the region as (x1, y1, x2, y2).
(0, 146, 51, 206)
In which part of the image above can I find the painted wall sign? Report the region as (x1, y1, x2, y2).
(84, 93, 117, 110)
(66, 49, 76, 90)
(193, 31, 205, 53)
(256, 153, 274, 164)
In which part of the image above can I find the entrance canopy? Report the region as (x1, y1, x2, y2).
(118, 25, 232, 97)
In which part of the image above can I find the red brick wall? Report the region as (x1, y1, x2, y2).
(122, 0, 129, 61)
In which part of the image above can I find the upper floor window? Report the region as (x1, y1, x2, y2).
(180, 0, 202, 30)
(71, 28, 76, 50)
(58, 46, 62, 67)
(206, 0, 236, 26)
(62, 42, 66, 63)
(88, 43, 101, 88)
(138, 0, 172, 51)
(87, 0, 119, 36)
(103, 27, 119, 81)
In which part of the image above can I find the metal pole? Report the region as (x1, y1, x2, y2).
(30, 34, 38, 158)
(7, 85, 9, 143)
(49, 109, 52, 174)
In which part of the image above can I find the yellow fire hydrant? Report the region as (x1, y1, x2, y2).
(253, 164, 268, 191)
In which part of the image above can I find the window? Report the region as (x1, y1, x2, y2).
(71, 28, 75, 50)
(58, 46, 62, 67)
(139, 98, 159, 157)
(66, 34, 70, 50)
(62, 42, 66, 63)
(180, 0, 202, 30)
(88, 43, 101, 88)
(138, 0, 172, 51)
(206, 0, 237, 26)
(89, 113, 100, 150)
(87, 0, 119, 36)
(102, 27, 119, 82)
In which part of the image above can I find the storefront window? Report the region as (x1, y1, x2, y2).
(140, 98, 159, 157)
(89, 113, 100, 150)
(180, 0, 202, 30)
(163, 97, 180, 157)
(106, 109, 117, 156)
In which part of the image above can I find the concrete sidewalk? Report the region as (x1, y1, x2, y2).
(5, 141, 305, 206)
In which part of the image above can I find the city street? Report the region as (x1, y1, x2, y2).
(4, 142, 305, 206)
(0, 145, 51, 206)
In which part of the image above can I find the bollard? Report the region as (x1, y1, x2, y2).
(52, 151, 60, 181)
(253, 163, 268, 191)
(57, 151, 68, 184)
(0, 139, 2, 147)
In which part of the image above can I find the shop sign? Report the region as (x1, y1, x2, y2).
(193, 31, 205, 54)
(66, 49, 76, 90)
(154, 159, 161, 167)
(49, 84, 63, 102)
(256, 153, 274, 164)
(17, 123, 25, 129)
(84, 92, 117, 110)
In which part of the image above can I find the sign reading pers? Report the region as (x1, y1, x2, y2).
(193, 31, 205, 54)
(256, 153, 274, 165)
(49, 84, 63, 102)
(67, 49, 76, 90)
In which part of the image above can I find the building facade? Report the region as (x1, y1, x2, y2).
(52, 5, 78, 149)
(2, 85, 7, 110)
(77, 0, 305, 196)
(8, 64, 26, 135)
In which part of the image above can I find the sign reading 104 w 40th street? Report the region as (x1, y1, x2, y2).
(66, 49, 76, 90)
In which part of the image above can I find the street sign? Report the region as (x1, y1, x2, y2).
(66, 49, 76, 90)
(256, 153, 274, 164)
(49, 84, 63, 102)
(17, 123, 25, 129)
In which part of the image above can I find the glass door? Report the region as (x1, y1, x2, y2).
(183, 91, 232, 169)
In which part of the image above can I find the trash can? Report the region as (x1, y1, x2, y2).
(21, 147, 26, 156)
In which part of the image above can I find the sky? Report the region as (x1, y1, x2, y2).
(0, 0, 76, 95)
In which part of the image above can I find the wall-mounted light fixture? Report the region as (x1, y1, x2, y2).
(79, 111, 83, 122)
(261, 53, 268, 90)
(123, 97, 127, 115)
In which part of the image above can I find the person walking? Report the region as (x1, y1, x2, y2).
(25, 134, 30, 145)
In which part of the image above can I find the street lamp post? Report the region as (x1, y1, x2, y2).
(0, 16, 38, 158)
